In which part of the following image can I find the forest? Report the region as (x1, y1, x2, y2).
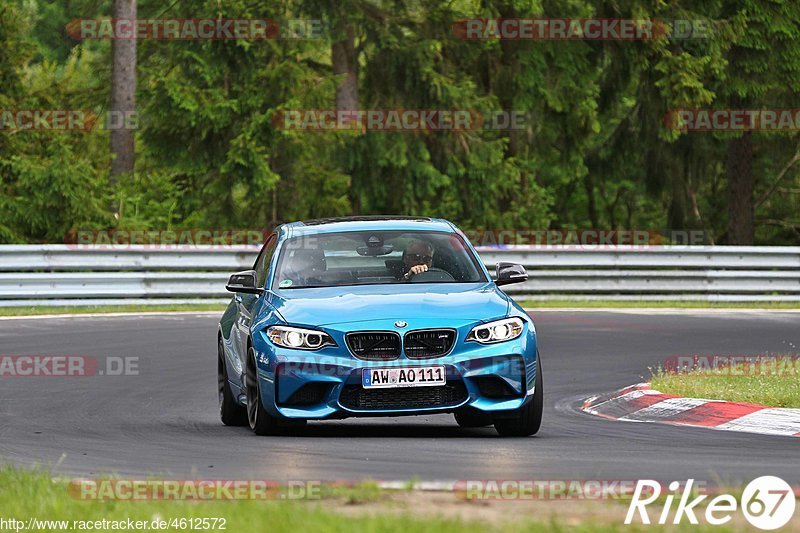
(1, 0, 798, 245)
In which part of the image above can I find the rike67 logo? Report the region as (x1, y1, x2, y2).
(626, 476, 796, 530)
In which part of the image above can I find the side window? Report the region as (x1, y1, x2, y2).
(253, 234, 277, 288)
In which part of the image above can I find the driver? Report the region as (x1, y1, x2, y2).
(400, 240, 434, 281)
(281, 248, 326, 287)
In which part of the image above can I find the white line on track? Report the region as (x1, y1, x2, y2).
(0, 311, 223, 321)
(0, 307, 798, 321)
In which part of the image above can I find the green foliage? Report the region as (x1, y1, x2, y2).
(1, 0, 799, 243)
(0, 1, 111, 242)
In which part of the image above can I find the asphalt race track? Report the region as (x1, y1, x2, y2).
(1, 311, 798, 485)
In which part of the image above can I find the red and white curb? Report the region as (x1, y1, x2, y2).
(582, 383, 800, 437)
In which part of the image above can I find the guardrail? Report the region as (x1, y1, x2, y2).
(0, 245, 798, 305)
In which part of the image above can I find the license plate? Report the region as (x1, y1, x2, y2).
(362, 366, 446, 389)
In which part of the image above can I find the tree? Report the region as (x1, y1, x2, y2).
(720, 0, 800, 243)
(110, 0, 137, 189)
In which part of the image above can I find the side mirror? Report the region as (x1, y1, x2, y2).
(226, 270, 262, 294)
(495, 262, 528, 287)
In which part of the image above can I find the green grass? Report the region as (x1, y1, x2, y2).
(0, 304, 226, 317)
(650, 357, 800, 407)
(0, 467, 740, 532)
(0, 468, 475, 533)
(519, 299, 799, 309)
(318, 480, 386, 504)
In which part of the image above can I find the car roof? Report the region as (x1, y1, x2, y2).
(280, 216, 457, 238)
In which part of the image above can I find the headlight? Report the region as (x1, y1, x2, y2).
(466, 317, 524, 344)
(266, 326, 336, 350)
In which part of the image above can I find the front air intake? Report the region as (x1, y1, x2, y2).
(404, 329, 456, 359)
(339, 381, 468, 410)
(346, 331, 401, 360)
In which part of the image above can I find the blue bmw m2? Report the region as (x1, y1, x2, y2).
(218, 216, 542, 436)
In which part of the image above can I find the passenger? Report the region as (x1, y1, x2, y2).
(282, 249, 326, 286)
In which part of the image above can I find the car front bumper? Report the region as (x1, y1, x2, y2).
(249, 317, 538, 419)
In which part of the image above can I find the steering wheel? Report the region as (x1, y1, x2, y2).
(409, 267, 455, 283)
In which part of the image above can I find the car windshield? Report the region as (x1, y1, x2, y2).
(273, 230, 487, 289)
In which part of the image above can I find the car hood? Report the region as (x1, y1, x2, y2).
(269, 283, 511, 326)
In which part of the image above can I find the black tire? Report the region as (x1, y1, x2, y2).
(245, 346, 280, 435)
(454, 407, 493, 428)
(218, 338, 247, 426)
(494, 353, 543, 437)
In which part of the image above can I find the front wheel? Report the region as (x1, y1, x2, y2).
(245, 346, 280, 435)
(494, 353, 543, 437)
(219, 338, 247, 426)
